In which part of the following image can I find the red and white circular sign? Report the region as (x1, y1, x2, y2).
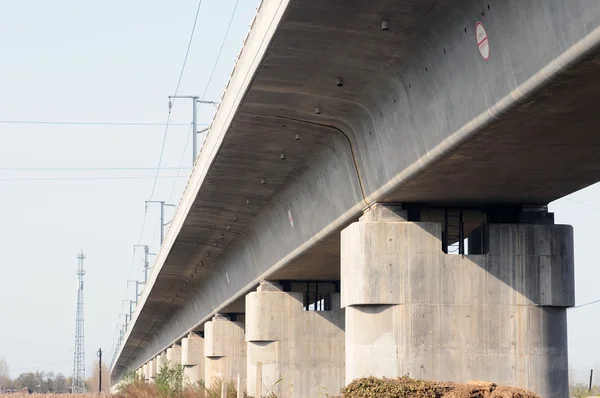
(475, 22, 489, 60)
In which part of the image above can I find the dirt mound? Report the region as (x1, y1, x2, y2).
(445, 381, 539, 398)
(342, 377, 540, 398)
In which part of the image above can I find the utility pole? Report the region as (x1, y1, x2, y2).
(110, 337, 118, 368)
(119, 325, 124, 346)
(123, 299, 134, 320)
(168, 95, 218, 163)
(122, 313, 129, 330)
(72, 251, 86, 393)
(97, 348, 103, 393)
(145, 201, 176, 244)
(134, 245, 155, 283)
(127, 280, 143, 305)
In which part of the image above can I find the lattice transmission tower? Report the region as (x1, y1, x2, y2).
(72, 250, 86, 393)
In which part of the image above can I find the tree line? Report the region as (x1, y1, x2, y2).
(0, 356, 111, 393)
(1, 371, 70, 393)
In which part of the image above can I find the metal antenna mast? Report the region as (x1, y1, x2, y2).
(72, 250, 86, 393)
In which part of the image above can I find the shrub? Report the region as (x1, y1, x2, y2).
(342, 376, 451, 398)
(155, 364, 184, 397)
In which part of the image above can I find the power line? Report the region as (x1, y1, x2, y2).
(111, 248, 138, 369)
(145, 0, 204, 217)
(113, 2, 206, 366)
(138, 0, 204, 243)
(161, 0, 240, 208)
(118, 1, 241, 366)
(569, 298, 600, 309)
(200, 0, 240, 100)
(150, 124, 194, 247)
(10, 359, 73, 374)
(168, 125, 193, 203)
(9, 353, 96, 374)
(114, 0, 240, 369)
(554, 198, 600, 310)
(0, 175, 190, 181)
(0, 120, 205, 127)
(152, 1, 239, 252)
(122, 1, 238, 364)
(0, 167, 192, 171)
(150, 0, 240, 244)
(564, 197, 600, 213)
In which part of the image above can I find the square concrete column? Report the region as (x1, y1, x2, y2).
(246, 281, 345, 397)
(182, 332, 205, 386)
(204, 314, 246, 388)
(167, 344, 182, 366)
(341, 218, 574, 398)
(156, 351, 167, 373)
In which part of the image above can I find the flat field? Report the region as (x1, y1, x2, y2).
(1, 395, 111, 398)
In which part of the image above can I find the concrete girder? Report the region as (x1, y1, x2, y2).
(112, 0, 600, 381)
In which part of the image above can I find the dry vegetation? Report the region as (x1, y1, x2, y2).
(111, 373, 539, 398)
(1, 395, 111, 398)
(342, 377, 539, 398)
(114, 366, 242, 398)
(1, 376, 542, 398)
(114, 380, 240, 398)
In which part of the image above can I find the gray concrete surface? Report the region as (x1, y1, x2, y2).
(166, 344, 181, 366)
(156, 351, 167, 374)
(147, 357, 156, 383)
(342, 220, 574, 397)
(112, 0, 600, 391)
(204, 315, 246, 388)
(246, 281, 345, 397)
(181, 333, 204, 386)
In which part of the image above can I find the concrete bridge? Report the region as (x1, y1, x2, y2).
(110, 1, 600, 396)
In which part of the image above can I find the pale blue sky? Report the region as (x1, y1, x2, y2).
(0, 0, 260, 377)
(0, 0, 598, 382)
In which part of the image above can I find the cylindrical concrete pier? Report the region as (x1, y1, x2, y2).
(182, 332, 205, 386)
(156, 351, 167, 373)
(204, 314, 246, 389)
(147, 357, 157, 383)
(167, 344, 182, 366)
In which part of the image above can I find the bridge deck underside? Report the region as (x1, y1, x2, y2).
(387, 52, 600, 204)
(113, 0, 600, 378)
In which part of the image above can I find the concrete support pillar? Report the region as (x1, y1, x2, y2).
(246, 281, 345, 397)
(182, 332, 205, 385)
(341, 218, 574, 398)
(167, 344, 182, 366)
(147, 358, 157, 383)
(204, 314, 246, 388)
(142, 363, 148, 382)
(156, 351, 167, 373)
